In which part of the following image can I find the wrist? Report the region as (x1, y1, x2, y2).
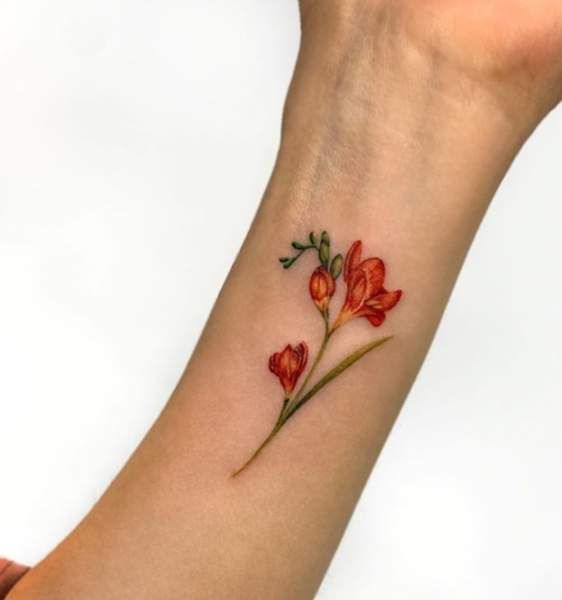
(277, 30, 528, 199)
(263, 12, 539, 232)
(295, 1, 557, 134)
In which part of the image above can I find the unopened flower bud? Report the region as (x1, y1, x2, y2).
(330, 254, 343, 279)
(309, 266, 336, 313)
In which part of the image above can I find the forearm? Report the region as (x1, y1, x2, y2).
(10, 10, 540, 600)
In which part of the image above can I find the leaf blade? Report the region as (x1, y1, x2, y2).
(290, 336, 393, 416)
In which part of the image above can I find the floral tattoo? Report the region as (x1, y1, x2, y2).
(233, 232, 403, 476)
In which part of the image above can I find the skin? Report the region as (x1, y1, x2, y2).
(9, 1, 562, 598)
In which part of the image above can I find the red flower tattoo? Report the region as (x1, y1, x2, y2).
(309, 266, 336, 313)
(333, 241, 402, 329)
(268, 343, 309, 395)
(233, 231, 403, 476)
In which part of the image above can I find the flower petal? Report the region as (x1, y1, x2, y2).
(296, 342, 308, 369)
(309, 267, 336, 310)
(359, 258, 385, 297)
(369, 289, 402, 311)
(268, 353, 278, 375)
(345, 269, 368, 312)
(344, 241, 362, 281)
(365, 310, 386, 327)
(269, 343, 309, 395)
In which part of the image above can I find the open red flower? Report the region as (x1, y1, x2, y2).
(268, 342, 308, 395)
(309, 267, 336, 313)
(333, 241, 402, 329)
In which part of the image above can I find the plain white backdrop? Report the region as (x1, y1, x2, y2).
(1, 2, 562, 598)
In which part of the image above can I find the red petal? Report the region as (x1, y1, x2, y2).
(345, 269, 368, 312)
(309, 267, 335, 303)
(370, 289, 402, 311)
(366, 310, 386, 327)
(296, 342, 309, 370)
(326, 272, 336, 296)
(268, 353, 279, 375)
(279, 345, 294, 373)
(360, 258, 385, 297)
(344, 241, 362, 281)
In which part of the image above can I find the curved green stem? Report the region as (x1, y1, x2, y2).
(282, 312, 332, 420)
(281, 243, 319, 269)
(232, 423, 282, 477)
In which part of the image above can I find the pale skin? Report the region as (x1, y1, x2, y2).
(9, 1, 562, 598)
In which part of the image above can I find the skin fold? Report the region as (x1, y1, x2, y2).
(9, 1, 562, 598)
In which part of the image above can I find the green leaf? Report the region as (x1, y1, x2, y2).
(289, 336, 393, 416)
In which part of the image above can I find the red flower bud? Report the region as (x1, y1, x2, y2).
(268, 343, 308, 395)
(309, 267, 336, 313)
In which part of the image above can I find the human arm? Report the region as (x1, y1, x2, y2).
(9, 1, 562, 598)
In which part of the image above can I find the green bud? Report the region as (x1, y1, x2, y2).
(319, 241, 330, 266)
(309, 232, 317, 246)
(330, 254, 343, 279)
(292, 241, 305, 250)
(279, 257, 290, 264)
(320, 231, 330, 246)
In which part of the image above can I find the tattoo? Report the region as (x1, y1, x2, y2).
(233, 232, 403, 476)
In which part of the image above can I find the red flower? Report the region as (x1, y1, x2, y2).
(309, 267, 336, 313)
(268, 343, 308, 395)
(333, 241, 402, 329)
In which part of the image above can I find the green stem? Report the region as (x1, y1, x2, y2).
(232, 397, 288, 477)
(275, 398, 290, 426)
(282, 313, 332, 420)
(232, 335, 394, 477)
(282, 244, 318, 269)
(232, 423, 282, 477)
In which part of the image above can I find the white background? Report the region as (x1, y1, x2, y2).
(1, 2, 561, 598)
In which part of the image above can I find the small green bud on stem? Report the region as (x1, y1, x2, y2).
(330, 254, 343, 279)
(319, 231, 331, 267)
